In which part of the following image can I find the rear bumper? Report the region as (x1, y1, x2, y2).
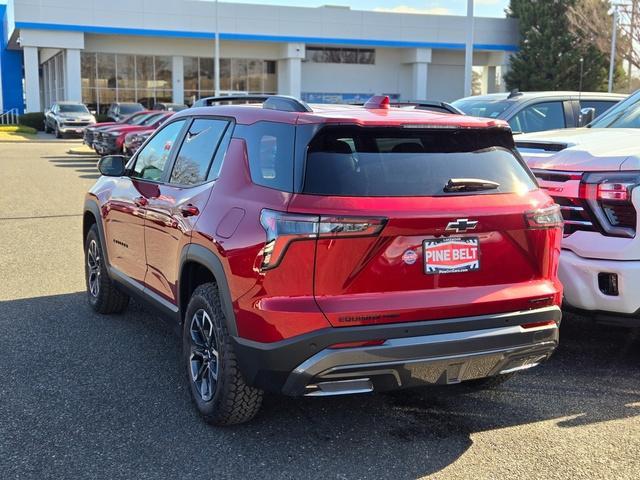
(232, 306, 561, 396)
(560, 249, 640, 319)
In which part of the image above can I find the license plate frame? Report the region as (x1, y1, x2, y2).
(423, 236, 480, 275)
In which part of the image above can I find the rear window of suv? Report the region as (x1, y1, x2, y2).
(302, 126, 536, 197)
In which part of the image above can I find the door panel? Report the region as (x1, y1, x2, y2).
(102, 177, 149, 284)
(144, 183, 212, 302)
(143, 117, 231, 303)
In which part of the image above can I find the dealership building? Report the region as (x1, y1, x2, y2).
(0, 0, 518, 114)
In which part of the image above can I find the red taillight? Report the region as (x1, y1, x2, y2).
(521, 320, 557, 329)
(259, 209, 387, 270)
(525, 204, 563, 229)
(597, 182, 633, 201)
(328, 340, 386, 349)
(580, 172, 639, 237)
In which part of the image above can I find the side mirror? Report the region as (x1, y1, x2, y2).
(90, 110, 97, 115)
(98, 155, 127, 177)
(578, 107, 596, 127)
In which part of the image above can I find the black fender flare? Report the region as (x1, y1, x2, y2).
(179, 243, 238, 337)
(83, 199, 110, 266)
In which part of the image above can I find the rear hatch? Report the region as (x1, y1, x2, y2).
(288, 125, 562, 327)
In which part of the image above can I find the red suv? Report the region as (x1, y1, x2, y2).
(83, 95, 563, 425)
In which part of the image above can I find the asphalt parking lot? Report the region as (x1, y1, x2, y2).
(1, 141, 640, 480)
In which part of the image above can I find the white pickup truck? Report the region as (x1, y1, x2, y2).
(517, 90, 640, 325)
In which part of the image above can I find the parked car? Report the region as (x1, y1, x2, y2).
(123, 130, 152, 157)
(44, 102, 96, 138)
(92, 112, 171, 155)
(84, 94, 563, 426)
(106, 102, 145, 122)
(84, 111, 158, 149)
(516, 89, 640, 325)
(153, 102, 188, 112)
(452, 91, 626, 134)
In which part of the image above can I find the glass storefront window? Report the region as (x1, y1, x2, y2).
(231, 58, 248, 92)
(117, 55, 136, 89)
(81, 53, 175, 113)
(184, 57, 198, 92)
(155, 56, 172, 90)
(220, 59, 231, 91)
(182, 56, 276, 104)
(97, 53, 116, 89)
(199, 57, 214, 92)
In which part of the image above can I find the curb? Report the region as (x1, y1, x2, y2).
(68, 149, 99, 156)
(0, 140, 83, 144)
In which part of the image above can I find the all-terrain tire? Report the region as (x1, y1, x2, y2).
(183, 283, 263, 426)
(84, 224, 130, 314)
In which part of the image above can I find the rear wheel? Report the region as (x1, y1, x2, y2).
(84, 224, 129, 314)
(183, 283, 263, 426)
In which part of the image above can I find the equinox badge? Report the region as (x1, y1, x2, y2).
(446, 218, 478, 233)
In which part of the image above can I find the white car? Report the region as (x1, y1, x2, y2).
(516, 90, 640, 325)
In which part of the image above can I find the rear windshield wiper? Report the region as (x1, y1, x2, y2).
(444, 178, 500, 193)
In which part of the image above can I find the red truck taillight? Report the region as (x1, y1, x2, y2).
(579, 172, 639, 237)
(259, 209, 386, 270)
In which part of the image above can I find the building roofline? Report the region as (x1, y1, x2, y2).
(14, 22, 518, 52)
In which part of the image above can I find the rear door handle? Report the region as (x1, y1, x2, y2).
(134, 196, 148, 207)
(180, 204, 200, 217)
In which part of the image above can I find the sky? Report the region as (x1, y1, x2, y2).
(0, 1, 510, 18)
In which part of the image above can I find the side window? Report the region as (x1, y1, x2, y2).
(207, 122, 234, 181)
(169, 118, 230, 186)
(132, 120, 186, 182)
(580, 100, 617, 118)
(237, 122, 295, 191)
(508, 101, 566, 133)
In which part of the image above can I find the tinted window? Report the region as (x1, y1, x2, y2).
(508, 101, 565, 133)
(59, 104, 89, 113)
(170, 118, 230, 185)
(451, 98, 512, 118)
(237, 122, 295, 191)
(127, 113, 153, 125)
(120, 104, 144, 115)
(141, 113, 166, 126)
(590, 90, 640, 128)
(132, 120, 185, 181)
(303, 126, 535, 197)
(208, 123, 234, 181)
(580, 100, 617, 118)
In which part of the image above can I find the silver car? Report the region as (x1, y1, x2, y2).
(44, 102, 97, 138)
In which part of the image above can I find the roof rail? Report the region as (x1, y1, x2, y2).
(390, 100, 464, 115)
(192, 95, 312, 112)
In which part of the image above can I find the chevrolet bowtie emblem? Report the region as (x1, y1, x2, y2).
(446, 219, 478, 233)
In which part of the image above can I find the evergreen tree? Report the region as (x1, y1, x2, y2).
(505, 0, 610, 91)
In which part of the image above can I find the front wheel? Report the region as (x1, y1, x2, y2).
(84, 224, 129, 314)
(55, 124, 62, 139)
(183, 283, 263, 426)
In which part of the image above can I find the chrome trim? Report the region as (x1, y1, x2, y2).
(559, 205, 585, 212)
(282, 308, 561, 396)
(305, 378, 373, 397)
(563, 220, 594, 226)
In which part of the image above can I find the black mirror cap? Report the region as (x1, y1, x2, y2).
(98, 155, 127, 177)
